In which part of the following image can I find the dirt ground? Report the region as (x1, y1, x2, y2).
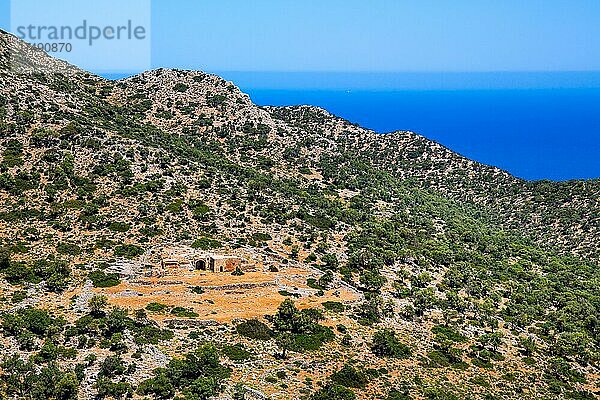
(93, 266, 360, 323)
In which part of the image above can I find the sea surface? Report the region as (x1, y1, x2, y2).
(105, 72, 600, 181)
(243, 88, 600, 181)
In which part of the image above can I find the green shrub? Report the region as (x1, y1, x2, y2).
(191, 202, 210, 219)
(114, 244, 144, 258)
(427, 350, 451, 368)
(207, 94, 227, 107)
(330, 364, 369, 389)
(236, 319, 273, 340)
(134, 325, 174, 345)
(191, 237, 222, 250)
(95, 378, 133, 399)
(2, 307, 61, 338)
(191, 286, 204, 294)
(137, 344, 231, 399)
(11, 290, 27, 303)
(276, 370, 287, 379)
(252, 232, 272, 242)
(108, 222, 131, 232)
(173, 83, 189, 92)
(0, 252, 9, 270)
(88, 270, 121, 288)
(278, 290, 300, 298)
(0, 258, 71, 292)
(271, 300, 333, 352)
(146, 302, 169, 312)
(56, 242, 82, 256)
(387, 388, 411, 400)
(0, 172, 40, 195)
(311, 383, 356, 400)
(166, 199, 183, 213)
(0, 356, 80, 399)
(221, 344, 253, 361)
(322, 301, 345, 312)
(321, 253, 339, 270)
(288, 326, 335, 352)
(307, 278, 322, 290)
(423, 387, 459, 400)
(371, 329, 411, 358)
(2, 139, 24, 168)
(170, 307, 199, 318)
(432, 325, 466, 343)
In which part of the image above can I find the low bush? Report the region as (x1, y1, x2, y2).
(88, 270, 120, 288)
(173, 83, 189, 92)
(432, 325, 466, 343)
(137, 344, 231, 399)
(114, 244, 144, 259)
(56, 242, 82, 256)
(191, 286, 204, 294)
(236, 319, 273, 340)
(145, 302, 169, 312)
(191, 237, 222, 250)
(221, 344, 254, 361)
(371, 329, 411, 358)
(330, 364, 369, 389)
(108, 222, 131, 232)
(311, 383, 356, 400)
(288, 327, 335, 352)
(170, 307, 199, 318)
(322, 301, 345, 312)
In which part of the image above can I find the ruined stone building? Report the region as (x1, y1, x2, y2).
(158, 245, 244, 274)
(194, 255, 241, 273)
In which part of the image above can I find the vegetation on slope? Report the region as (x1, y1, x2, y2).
(0, 30, 597, 399)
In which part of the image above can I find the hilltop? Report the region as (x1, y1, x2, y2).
(0, 30, 598, 400)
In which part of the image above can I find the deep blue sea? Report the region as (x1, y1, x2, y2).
(243, 88, 600, 181)
(104, 71, 600, 181)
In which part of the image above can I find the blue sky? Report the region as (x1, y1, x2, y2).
(1, 0, 600, 73)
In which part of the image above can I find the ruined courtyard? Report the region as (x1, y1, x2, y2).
(71, 245, 361, 326)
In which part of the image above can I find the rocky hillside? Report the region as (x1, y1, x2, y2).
(0, 30, 599, 400)
(111, 67, 600, 262)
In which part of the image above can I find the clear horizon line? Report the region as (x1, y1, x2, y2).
(209, 70, 600, 74)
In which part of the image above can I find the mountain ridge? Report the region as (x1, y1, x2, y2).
(105, 65, 599, 261)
